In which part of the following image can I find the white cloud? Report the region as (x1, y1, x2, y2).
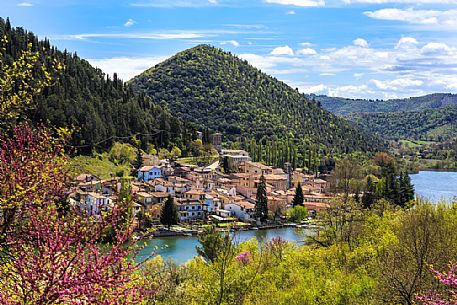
(63, 32, 209, 40)
(124, 19, 136, 27)
(241, 36, 457, 99)
(371, 78, 423, 91)
(346, 0, 457, 3)
(353, 38, 369, 48)
(264, 0, 325, 7)
(328, 85, 372, 98)
(297, 48, 317, 55)
(286, 10, 296, 14)
(87, 56, 168, 81)
(17, 2, 33, 6)
(270, 45, 295, 55)
(220, 40, 240, 47)
(421, 42, 452, 55)
(395, 37, 418, 49)
(131, 0, 219, 7)
(365, 8, 457, 28)
(301, 84, 328, 94)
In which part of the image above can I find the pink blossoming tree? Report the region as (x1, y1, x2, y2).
(417, 263, 457, 305)
(0, 125, 152, 304)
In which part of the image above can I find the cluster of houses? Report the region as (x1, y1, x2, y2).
(70, 149, 333, 227)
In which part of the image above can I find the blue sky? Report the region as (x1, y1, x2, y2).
(3, 0, 457, 99)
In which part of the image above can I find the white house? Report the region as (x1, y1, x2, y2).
(138, 166, 163, 181)
(80, 192, 113, 216)
(176, 198, 204, 222)
(224, 201, 255, 221)
(154, 179, 175, 195)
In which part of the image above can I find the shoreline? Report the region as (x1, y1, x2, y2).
(144, 223, 308, 238)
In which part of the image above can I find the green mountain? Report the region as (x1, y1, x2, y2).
(347, 106, 457, 141)
(129, 44, 384, 156)
(0, 18, 192, 153)
(312, 93, 457, 116)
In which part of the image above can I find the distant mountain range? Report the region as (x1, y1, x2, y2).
(311, 93, 457, 115)
(129, 44, 384, 155)
(310, 94, 457, 141)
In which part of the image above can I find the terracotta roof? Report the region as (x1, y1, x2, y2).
(185, 189, 206, 195)
(235, 201, 255, 209)
(264, 174, 287, 181)
(150, 192, 171, 198)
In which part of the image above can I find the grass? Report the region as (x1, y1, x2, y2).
(177, 155, 219, 166)
(400, 139, 435, 148)
(69, 153, 132, 179)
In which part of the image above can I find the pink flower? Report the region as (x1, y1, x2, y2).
(235, 251, 251, 266)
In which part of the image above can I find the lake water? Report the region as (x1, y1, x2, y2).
(136, 227, 308, 264)
(410, 171, 457, 203)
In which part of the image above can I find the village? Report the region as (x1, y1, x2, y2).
(70, 142, 334, 236)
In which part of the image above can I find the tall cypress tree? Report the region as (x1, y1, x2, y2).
(292, 182, 304, 207)
(399, 172, 415, 206)
(160, 195, 178, 230)
(255, 175, 268, 223)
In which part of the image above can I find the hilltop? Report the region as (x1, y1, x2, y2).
(129, 44, 384, 157)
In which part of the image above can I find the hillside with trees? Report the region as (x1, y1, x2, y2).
(129, 44, 385, 167)
(0, 18, 193, 153)
(348, 106, 457, 141)
(313, 93, 457, 116)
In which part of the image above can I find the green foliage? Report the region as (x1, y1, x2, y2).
(287, 205, 308, 222)
(69, 153, 131, 179)
(348, 106, 457, 141)
(0, 18, 193, 153)
(130, 44, 384, 163)
(160, 196, 178, 230)
(315, 93, 457, 116)
(196, 225, 234, 263)
(140, 199, 457, 305)
(108, 142, 136, 165)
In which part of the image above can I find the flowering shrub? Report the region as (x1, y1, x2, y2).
(235, 251, 251, 266)
(0, 125, 152, 304)
(417, 263, 457, 305)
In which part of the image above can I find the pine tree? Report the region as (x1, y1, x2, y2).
(255, 175, 268, 222)
(292, 182, 304, 207)
(160, 195, 178, 230)
(399, 172, 415, 206)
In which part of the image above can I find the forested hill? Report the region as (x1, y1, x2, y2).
(129, 44, 384, 155)
(312, 93, 457, 116)
(348, 106, 457, 141)
(0, 18, 192, 153)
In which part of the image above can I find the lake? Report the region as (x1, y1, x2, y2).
(136, 227, 308, 264)
(410, 171, 457, 203)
